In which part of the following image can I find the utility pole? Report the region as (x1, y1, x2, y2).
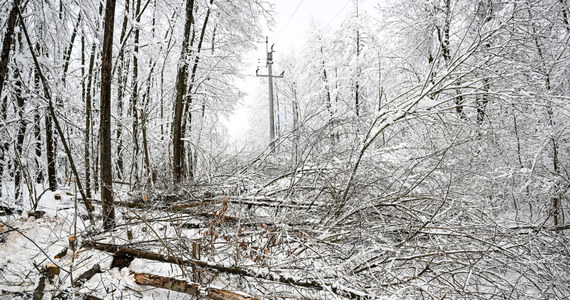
(256, 37, 284, 152)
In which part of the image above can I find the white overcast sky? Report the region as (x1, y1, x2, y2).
(269, 0, 354, 51)
(224, 0, 375, 147)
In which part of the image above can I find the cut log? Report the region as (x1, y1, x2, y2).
(45, 263, 60, 283)
(134, 272, 199, 295)
(72, 264, 102, 287)
(68, 235, 76, 251)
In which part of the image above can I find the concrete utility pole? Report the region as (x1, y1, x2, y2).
(256, 37, 284, 152)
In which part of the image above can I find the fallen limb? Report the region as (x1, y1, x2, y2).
(82, 241, 369, 299)
(509, 224, 570, 232)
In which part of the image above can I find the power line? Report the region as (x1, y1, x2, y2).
(325, 0, 351, 28)
(275, 0, 306, 43)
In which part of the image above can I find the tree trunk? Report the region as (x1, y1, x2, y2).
(436, 0, 466, 119)
(130, 0, 142, 185)
(526, 4, 563, 226)
(181, 0, 214, 179)
(561, 0, 570, 31)
(13, 69, 26, 201)
(100, 0, 117, 229)
(0, 0, 19, 197)
(81, 34, 92, 199)
(33, 110, 43, 184)
(45, 103, 58, 191)
(85, 38, 99, 200)
(62, 12, 81, 84)
(172, 0, 195, 183)
(318, 39, 335, 143)
(0, 0, 19, 104)
(354, 0, 361, 117)
(141, 63, 154, 184)
(115, 0, 130, 181)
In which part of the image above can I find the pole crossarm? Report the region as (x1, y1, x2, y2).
(256, 69, 285, 78)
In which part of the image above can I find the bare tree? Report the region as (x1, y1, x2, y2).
(172, 0, 195, 183)
(100, 0, 117, 229)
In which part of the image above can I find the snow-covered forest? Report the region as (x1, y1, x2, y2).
(0, 0, 569, 299)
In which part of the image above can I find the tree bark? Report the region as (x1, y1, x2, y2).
(45, 98, 58, 191)
(0, 0, 19, 104)
(100, 0, 117, 229)
(130, 0, 142, 184)
(354, 0, 361, 117)
(33, 109, 43, 184)
(436, 0, 466, 119)
(317, 37, 334, 132)
(84, 31, 99, 199)
(0, 1, 19, 197)
(172, 0, 195, 183)
(134, 272, 199, 295)
(81, 34, 92, 199)
(115, 0, 130, 181)
(13, 68, 26, 201)
(141, 63, 154, 183)
(62, 12, 81, 84)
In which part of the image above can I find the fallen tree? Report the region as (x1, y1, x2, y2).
(82, 240, 370, 299)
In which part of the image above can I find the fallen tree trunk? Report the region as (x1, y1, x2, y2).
(82, 241, 369, 299)
(134, 272, 199, 295)
(108, 196, 316, 213)
(207, 288, 259, 300)
(133, 272, 258, 300)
